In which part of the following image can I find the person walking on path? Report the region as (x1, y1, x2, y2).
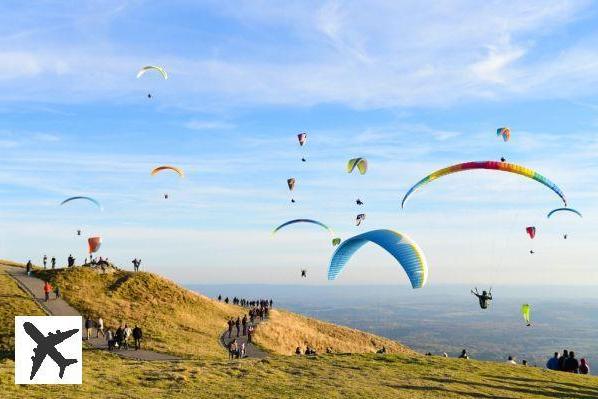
(85, 316, 94, 340)
(106, 328, 115, 350)
(227, 319, 233, 338)
(43, 281, 52, 302)
(235, 317, 241, 337)
(242, 315, 247, 336)
(51, 257, 56, 270)
(247, 325, 254, 344)
(53, 284, 60, 299)
(229, 339, 238, 360)
(132, 325, 142, 350)
(97, 317, 105, 338)
(123, 324, 132, 350)
(43, 255, 47, 269)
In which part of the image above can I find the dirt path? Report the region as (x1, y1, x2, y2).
(3, 265, 180, 361)
(220, 318, 268, 359)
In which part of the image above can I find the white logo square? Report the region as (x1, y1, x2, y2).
(14, 316, 82, 384)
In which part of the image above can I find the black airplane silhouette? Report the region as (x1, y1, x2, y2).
(23, 322, 78, 380)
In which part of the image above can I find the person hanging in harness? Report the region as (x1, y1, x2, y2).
(471, 288, 492, 309)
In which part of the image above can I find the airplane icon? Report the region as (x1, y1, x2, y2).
(23, 321, 79, 380)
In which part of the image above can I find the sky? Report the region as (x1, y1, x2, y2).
(0, 0, 597, 286)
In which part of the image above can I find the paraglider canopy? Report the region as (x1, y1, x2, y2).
(297, 132, 307, 146)
(526, 226, 536, 239)
(137, 65, 168, 80)
(287, 178, 295, 191)
(88, 237, 102, 254)
(328, 229, 428, 288)
(401, 161, 567, 208)
(547, 207, 582, 219)
(497, 127, 511, 142)
(151, 166, 184, 177)
(347, 158, 368, 175)
(272, 219, 340, 247)
(521, 304, 531, 326)
(355, 214, 366, 226)
(60, 196, 103, 211)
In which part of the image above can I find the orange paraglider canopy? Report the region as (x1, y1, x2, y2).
(88, 237, 102, 254)
(151, 165, 184, 177)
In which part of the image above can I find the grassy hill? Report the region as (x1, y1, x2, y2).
(1, 263, 597, 398)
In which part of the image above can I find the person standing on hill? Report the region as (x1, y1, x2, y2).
(218, 295, 222, 301)
(242, 315, 247, 336)
(43, 255, 47, 269)
(106, 328, 115, 350)
(97, 317, 105, 338)
(559, 350, 569, 371)
(85, 317, 94, 340)
(227, 319, 233, 338)
(43, 281, 52, 302)
(458, 349, 469, 359)
(123, 324, 132, 350)
(132, 325, 142, 350)
(235, 317, 241, 337)
(579, 359, 590, 375)
(51, 257, 56, 269)
(546, 352, 559, 370)
(565, 351, 579, 373)
(26, 260, 32, 276)
(506, 356, 517, 365)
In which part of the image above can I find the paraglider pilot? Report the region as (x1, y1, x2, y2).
(356, 199, 364, 206)
(471, 288, 492, 309)
(300, 269, 307, 278)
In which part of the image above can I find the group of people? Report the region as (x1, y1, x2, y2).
(295, 346, 317, 356)
(131, 258, 142, 272)
(84, 316, 143, 351)
(546, 350, 590, 374)
(218, 295, 273, 309)
(42, 255, 56, 269)
(228, 339, 246, 359)
(42, 279, 60, 301)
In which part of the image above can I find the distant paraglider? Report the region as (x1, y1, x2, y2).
(60, 196, 103, 211)
(88, 237, 102, 254)
(297, 132, 307, 162)
(355, 214, 366, 226)
(401, 161, 567, 208)
(347, 158, 368, 175)
(76, 230, 81, 236)
(496, 127, 511, 142)
(272, 219, 341, 246)
(287, 178, 296, 203)
(328, 229, 428, 289)
(137, 66, 167, 98)
(526, 227, 536, 239)
(471, 288, 492, 309)
(301, 269, 307, 278)
(521, 304, 532, 326)
(151, 165, 184, 177)
(137, 66, 168, 80)
(356, 199, 364, 206)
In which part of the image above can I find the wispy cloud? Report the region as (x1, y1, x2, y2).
(183, 119, 236, 130)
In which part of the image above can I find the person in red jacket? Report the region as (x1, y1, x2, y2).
(43, 281, 52, 302)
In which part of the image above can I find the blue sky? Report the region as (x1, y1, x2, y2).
(0, 1, 597, 285)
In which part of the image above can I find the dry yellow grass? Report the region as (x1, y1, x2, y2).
(34, 267, 246, 359)
(254, 309, 415, 356)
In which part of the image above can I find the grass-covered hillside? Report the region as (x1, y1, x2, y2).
(255, 309, 414, 355)
(1, 263, 598, 398)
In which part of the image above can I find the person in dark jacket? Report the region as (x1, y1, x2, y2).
(235, 317, 241, 337)
(559, 349, 569, 371)
(564, 351, 580, 373)
(132, 325, 142, 350)
(26, 260, 32, 275)
(242, 315, 248, 336)
(85, 317, 94, 340)
(115, 326, 124, 349)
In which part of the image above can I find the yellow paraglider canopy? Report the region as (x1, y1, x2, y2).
(151, 166, 184, 177)
(347, 158, 368, 175)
